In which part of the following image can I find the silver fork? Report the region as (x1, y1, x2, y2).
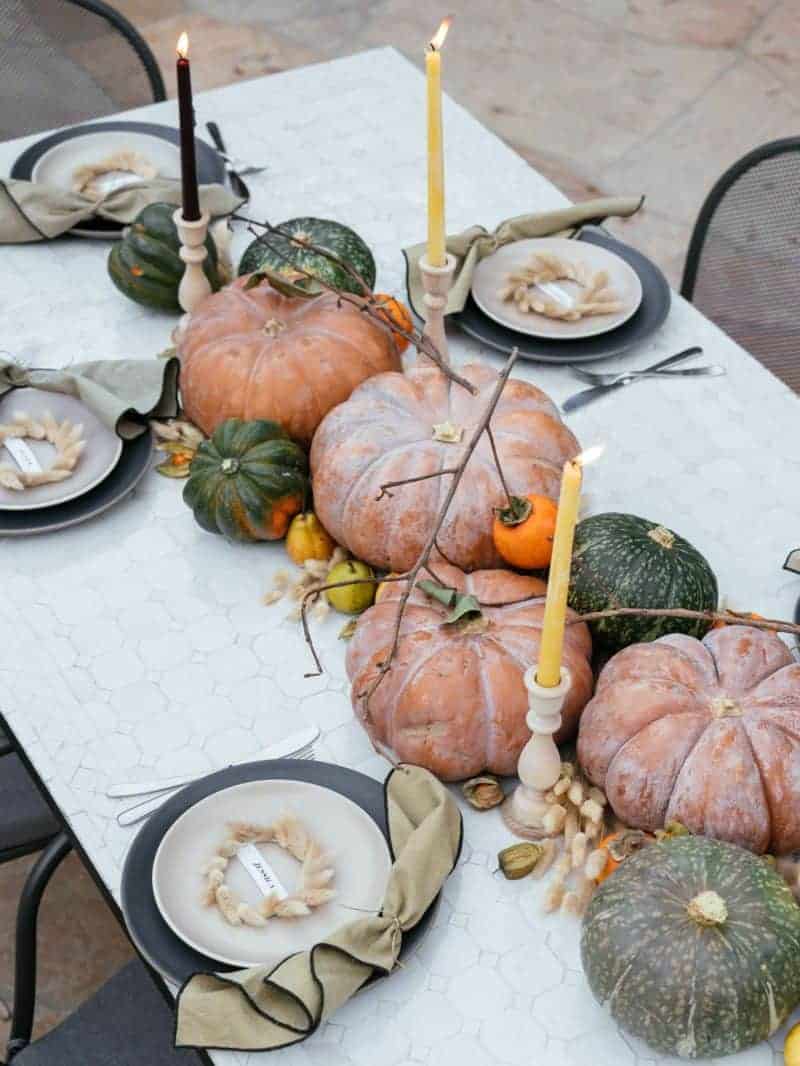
(114, 726, 319, 827)
(569, 346, 703, 386)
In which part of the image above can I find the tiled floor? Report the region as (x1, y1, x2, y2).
(2, 0, 798, 1049)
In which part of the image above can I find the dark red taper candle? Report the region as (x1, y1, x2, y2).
(176, 33, 200, 222)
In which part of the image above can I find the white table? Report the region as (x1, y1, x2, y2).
(2, 47, 800, 1066)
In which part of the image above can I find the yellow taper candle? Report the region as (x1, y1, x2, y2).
(426, 17, 451, 267)
(537, 445, 604, 687)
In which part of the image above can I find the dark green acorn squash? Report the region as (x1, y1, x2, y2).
(567, 512, 718, 651)
(581, 835, 800, 1058)
(183, 418, 308, 542)
(238, 217, 376, 295)
(108, 202, 220, 311)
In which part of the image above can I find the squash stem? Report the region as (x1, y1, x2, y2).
(687, 890, 728, 927)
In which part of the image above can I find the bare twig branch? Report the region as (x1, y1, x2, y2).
(232, 215, 477, 394)
(486, 424, 513, 507)
(376, 466, 459, 501)
(566, 607, 800, 639)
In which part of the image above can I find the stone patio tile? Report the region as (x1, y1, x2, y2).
(139, 13, 317, 96)
(605, 205, 691, 288)
(554, 0, 775, 49)
(747, 1, 800, 95)
(600, 55, 798, 227)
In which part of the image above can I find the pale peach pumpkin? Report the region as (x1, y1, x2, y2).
(578, 626, 800, 854)
(177, 279, 400, 445)
(311, 363, 579, 572)
(346, 561, 593, 781)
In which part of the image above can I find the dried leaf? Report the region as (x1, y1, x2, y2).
(339, 619, 358, 640)
(418, 579, 482, 623)
(244, 267, 321, 299)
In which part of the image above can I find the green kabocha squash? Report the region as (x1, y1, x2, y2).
(108, 202, 220, 311)
(183, 418, 308, 542)
(238, 217, 376, 295)
(567, 512, 718, 651)
(581, 835, 800, 1058)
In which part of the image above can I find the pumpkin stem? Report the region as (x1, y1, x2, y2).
(648, 524, 675, 550)
(220, 457, 240, 475)
(495, 495, 533, 527)
(687, 890, 728, 927)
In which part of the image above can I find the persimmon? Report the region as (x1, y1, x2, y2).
(594, 829, 654, 883)
(492, 494, 558, 569)
(373, 294, 413, 354)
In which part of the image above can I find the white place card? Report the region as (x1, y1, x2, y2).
(237, 843, 289, 899)
(3, 437, 42, 474)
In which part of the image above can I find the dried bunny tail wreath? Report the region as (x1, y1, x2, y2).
(202, 813, 336, 928)
(0, 411, 85, 491)
(499, 251, 623, 321)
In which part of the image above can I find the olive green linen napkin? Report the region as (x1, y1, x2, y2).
(0, 178, 243, 243)
(0, 357, 179, 439)
(175, 765, 463, 1052)
(403, 195, 644, 317)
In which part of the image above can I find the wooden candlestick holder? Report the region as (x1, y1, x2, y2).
(173, 208, 211, 314)
(418, 252, 456, 365)
(502, 666, 572, 840)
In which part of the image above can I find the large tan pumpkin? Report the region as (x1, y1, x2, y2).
(311, 363, 579, 571)
(578, 626, 800, 854)
(346, 561, 593, 781)
(177, 279, 400, 445)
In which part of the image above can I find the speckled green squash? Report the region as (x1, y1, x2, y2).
(238, 217, 376, 294)
(183, 418, 308, 542)
(567, 512, 718, 651)
(581, 836, 800, 1058)
(108, 202, 220, 311)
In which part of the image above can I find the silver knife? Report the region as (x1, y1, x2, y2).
(562, 346, 703, 413)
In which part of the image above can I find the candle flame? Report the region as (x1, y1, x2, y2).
(574, 444, 605, 468)
(429, 15, 453, 51)
(176, 31, 189, 59)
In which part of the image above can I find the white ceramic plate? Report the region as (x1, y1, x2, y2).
(471, 236, 643, 340)
(152, 779, 392, 969)
(32, 130, 179, 193)
(0, 389, 122, 512)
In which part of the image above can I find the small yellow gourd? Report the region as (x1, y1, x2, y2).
(785, 1023, 800, 1066)
(286, 512, 335, 565)
(325, 560, 375, 614)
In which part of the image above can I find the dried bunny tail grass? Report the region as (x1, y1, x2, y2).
(584, 848, 608, 881)
(500, 252, 623, 321)
(203, 812, 336, 928)
(0, 411, 86, 491)
(530, 838, 557, 880)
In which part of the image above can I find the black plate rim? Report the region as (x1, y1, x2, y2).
(10, 120, 225, 234)
(121, 758, 439, 986)
(0, 430, 152, 536)
(451, 228, 671, 364)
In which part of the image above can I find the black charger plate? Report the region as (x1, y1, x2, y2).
(121, 759, 439, 987)
(0, 431, 152, 536)
(452, 228, 671, 363)
(11, 121, 225, 237)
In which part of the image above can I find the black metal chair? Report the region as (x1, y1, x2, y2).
(681, 137, 800, 394)
(0, 731, 61, 864)
(1, 0, 166, 140)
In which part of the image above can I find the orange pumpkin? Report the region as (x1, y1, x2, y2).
(578, 626, 800, 854)
(177, 279, 400, 446)
(492, 494, 558, 569)
(373, 294, 413, 354)
(311, 364, 579, 572)
(346, 560, 593, 781)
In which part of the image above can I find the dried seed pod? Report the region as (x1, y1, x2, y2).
(463, 775, 505, 811)
(530, 838, 557, 880)
(498, 842, 543, 880)
(542, 804, 567, 835)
